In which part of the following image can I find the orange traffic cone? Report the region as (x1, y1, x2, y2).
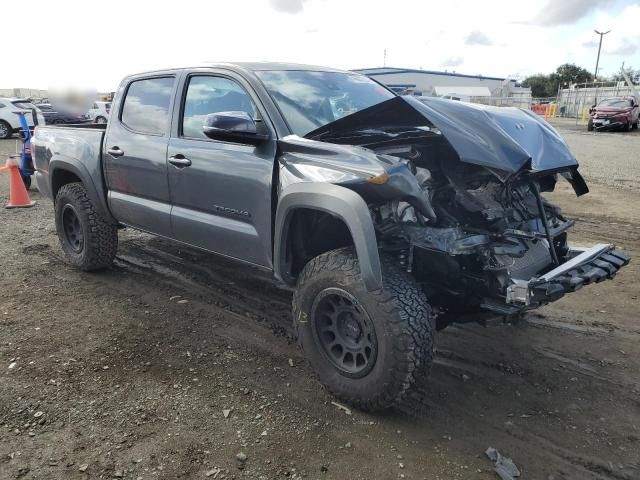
(0, 158, 36, 209)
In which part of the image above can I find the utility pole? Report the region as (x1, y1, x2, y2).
(383, 49, 387, 67)
(593, 29, 611, 82)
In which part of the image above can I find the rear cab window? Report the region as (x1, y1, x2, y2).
(121, 77, 175, 135)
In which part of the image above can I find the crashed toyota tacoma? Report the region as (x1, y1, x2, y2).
(32, 63, 629, 412)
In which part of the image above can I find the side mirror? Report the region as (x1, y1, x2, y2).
(202, 111, 269, 145)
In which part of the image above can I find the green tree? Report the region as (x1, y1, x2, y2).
(524, 63, 593, 97)
(553, 63, 593, 86)
(610, 67, 640, 84)
(522, 74, 554, 98)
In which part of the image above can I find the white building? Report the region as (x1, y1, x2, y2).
(354, 67, 530, 105)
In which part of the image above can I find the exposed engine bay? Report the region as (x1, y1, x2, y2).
(278, 96, 630, 328)
(365, 147, 575, 326)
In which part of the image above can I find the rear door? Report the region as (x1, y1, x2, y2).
(167, 70, 277, 267)
(104, 74, 177, 236)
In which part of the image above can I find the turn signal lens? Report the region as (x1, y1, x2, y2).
(367, 173, 389, 184)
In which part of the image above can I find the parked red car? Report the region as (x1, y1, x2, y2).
(588, 96, 639, 131)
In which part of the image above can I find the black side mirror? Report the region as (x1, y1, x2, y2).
(202, 111, 269, 145)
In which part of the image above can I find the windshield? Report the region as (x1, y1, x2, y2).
(256, 70, 395, 136)
(598, 98, 632, 108)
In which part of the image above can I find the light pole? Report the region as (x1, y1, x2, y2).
(593, 29, 611, 82)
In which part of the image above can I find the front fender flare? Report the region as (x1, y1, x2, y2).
(274, 182, 382, 291)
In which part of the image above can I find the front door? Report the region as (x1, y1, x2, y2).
(167, 72, 277, 267)
(104, 75, 176, 237)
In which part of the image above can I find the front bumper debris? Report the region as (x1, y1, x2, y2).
(593, 120, 626, 130)
(506, 244, 630, 307)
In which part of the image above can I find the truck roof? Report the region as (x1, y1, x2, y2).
(128, 62, 350, 77)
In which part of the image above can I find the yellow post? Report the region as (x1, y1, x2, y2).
(581, 108, 588, 125)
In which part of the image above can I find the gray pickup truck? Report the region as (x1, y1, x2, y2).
(33, 63, 629, 412)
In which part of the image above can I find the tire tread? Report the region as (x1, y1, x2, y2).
(293, 247, 435, 412)
(55, 182, 117, 271)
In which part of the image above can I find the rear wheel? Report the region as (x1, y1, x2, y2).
(54, 182, 118, 271)
(633, 119, 639, 130)
(293, 248, 435, 412)
(0, 120, 11, 139)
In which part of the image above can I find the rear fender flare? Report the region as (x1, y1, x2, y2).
(274, 182, 382, 291)
(49, 156, 116, 224)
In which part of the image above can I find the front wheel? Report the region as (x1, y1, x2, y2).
(55, 182, 118, 271)
(293, 248, 435, 412)
(95, 116, 107, 124)
(0, 120, 12, 139)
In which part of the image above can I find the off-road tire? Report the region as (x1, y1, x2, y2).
(0, 120, 12, 139)
(54, 182, 117, 271)
(293, 247, 435, 412)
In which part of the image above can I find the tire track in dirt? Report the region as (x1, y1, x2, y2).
(24, 225, 640, 479)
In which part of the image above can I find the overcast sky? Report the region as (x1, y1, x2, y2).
(3, 0, 639, 91)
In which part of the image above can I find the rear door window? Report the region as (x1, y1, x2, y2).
(121, 77, 175, 135)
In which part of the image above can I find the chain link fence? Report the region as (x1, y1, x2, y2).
(556, 82, 635, 118)
(464, 81, 636, 124)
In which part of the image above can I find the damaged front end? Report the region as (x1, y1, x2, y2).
(279, 96, 630, 328)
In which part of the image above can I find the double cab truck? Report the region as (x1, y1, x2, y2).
(33, 63, 629, 412)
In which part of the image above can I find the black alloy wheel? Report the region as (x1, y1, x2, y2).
(61, 204, 84, 253)
(311, 288, 377, 378)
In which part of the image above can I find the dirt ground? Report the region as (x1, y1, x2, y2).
(0, 123, 639, 480)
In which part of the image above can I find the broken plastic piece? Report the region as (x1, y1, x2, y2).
(485, 446, 520, 479)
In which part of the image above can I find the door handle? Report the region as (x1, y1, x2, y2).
(168, 155, 192, 168)
(107, 146, 124, 158)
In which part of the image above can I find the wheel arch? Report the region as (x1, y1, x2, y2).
(50, 158, 116, 224)
(274, 183, 382, 291)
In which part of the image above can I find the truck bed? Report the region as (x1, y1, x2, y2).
(32, 124, 106, 202)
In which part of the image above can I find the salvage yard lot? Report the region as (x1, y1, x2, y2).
(1, 123, 639, 479)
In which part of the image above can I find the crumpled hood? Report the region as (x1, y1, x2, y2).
(305, 95, 579, 174)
